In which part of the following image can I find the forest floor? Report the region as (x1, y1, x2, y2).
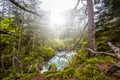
(27, 56, 120, 80)
(27, 74, 45, 80)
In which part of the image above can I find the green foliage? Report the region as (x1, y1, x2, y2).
(16, 73, 38, 80)
(45, 67, 80, 79)
(0, 17, 17, 55)
(68, 55, 77, 67)
(39, 46, 55, 61)
(80, 63, 110, 80)
(0, 69, 14, 80)
(0, 17, 14, 30)
(98, 55, 117, 65)
(84, 57, 102, 64)
(67, 48, 111, 80)
(95, 0, 120, 51)
(48, 63, 57, 71)
(1, 0, 120, 79)
(24, 56, 35, 64)
(75, 48, 88, 64)
(2, 73, 38, 80)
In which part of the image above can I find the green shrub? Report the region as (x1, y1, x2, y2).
(80, 64, 110, 80)
(39, 47, 55, 57)
(48, 63, 57, 71)
(75, 48, 88, 64)
(1, 69, 14, 80)
(45, 68, 80, 79)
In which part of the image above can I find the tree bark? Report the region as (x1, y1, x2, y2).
(12, 56, 18, 79)
(17, 12, 24, 74)
(17, 12, 24, 61)
(87, 0, 95, 57)
(35, 32, 40, 73)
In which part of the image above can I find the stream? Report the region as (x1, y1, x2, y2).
(41, 51, 77, 73)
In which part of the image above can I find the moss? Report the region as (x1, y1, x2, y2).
(84, 57, 102, 64)
(103, 56, 116, 64)
(17, 73, 38, 80)
(44, 68, 80, 79)
(80, 64, 110, 80)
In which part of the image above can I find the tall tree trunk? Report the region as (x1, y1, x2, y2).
(35, 32, 40, 73)
(1, 56, 6, 72)
(87, 0, 95, 57)
(34, 15, 40, 73)
(17, 11, 24, 74)
(32, 0, 40, 73)
(17, 13, 23, 61)
(12, 56, 17, 80)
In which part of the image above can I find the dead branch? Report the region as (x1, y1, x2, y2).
(86, 42, 120, 76)
(86, 42, 120, 59)
(108, 42, 120, 59)
(86, 48, 117, 58)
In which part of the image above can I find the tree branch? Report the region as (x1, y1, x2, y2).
(107, 42, 120, 59)
(86, 48, 117, 58)
(74, 0, 80, 9)
(8, 0, 40, 16)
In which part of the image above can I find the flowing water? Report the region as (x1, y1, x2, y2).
(41, 51, 77, 73)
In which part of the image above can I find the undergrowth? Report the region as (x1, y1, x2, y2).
(44, 48, 114, 80)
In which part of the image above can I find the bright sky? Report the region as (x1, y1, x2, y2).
(40, 0, 78, 26)
(40, 0, 77, 13)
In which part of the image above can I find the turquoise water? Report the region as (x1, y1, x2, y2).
(41, 51, 76, 73)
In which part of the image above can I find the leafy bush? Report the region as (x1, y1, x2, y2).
(39, 47, 55, 57)
(39, 46, 55, 61)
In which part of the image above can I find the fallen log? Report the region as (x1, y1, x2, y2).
(108, 42, 120, 59)
(106, 61, 120, 76)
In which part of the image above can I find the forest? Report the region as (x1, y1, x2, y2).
(0, 0, 120, 80)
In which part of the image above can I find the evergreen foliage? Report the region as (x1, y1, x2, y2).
(95, 0, 120, 51)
